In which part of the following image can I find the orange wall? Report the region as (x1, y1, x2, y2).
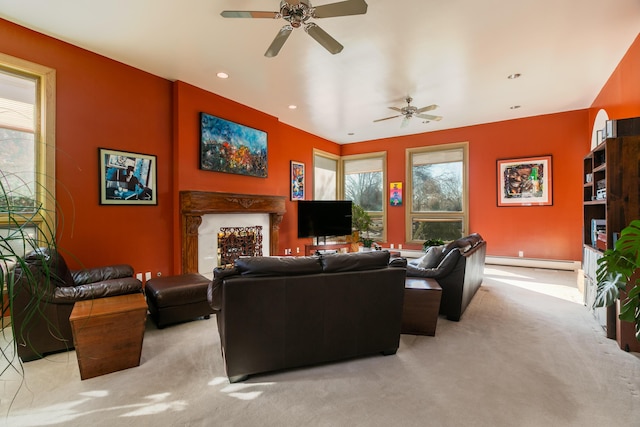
(341, 111, 589, 261)
(589, 33, 640, 128)
(0, 19, 174, 276)
(172, 81, 340, 269)
(1, 17, 638, 272)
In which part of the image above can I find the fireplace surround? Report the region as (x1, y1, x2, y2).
(180, 191, 286, 274)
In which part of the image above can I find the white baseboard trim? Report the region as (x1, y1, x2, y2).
(485, 256, 580, 271)
(398, 249, 580, 271)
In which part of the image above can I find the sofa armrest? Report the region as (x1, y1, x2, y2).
(406, 249, 460, 279)
(209, 266, 239, 311)
(389, 257, 407, 268)
(71, 264, 135, 285)
(53, 277, 142, 303)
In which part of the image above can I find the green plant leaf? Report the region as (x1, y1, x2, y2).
(594, 272, 623, 308)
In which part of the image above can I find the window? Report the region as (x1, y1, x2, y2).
(313, 149, 340, 200)
(407, 143, 468, 243)
(342, 153, 386, 241)
(0, 53, 56, 253)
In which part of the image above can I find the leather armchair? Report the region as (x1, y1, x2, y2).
(11, 247, 143, 361)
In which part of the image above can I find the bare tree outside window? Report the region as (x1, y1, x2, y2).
(409, 145, 467, 243)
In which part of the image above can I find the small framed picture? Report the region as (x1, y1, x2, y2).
(390, 182, 403, 206)
(99, 148, 157, 205)
(291, 160, 304, 201)
(497, 155, 552, 207)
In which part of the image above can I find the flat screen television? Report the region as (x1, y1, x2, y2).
(297, 200, 353, 239)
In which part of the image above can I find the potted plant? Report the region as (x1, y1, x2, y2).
(594, 219, 640, 341)
(1, 173, 59, 372)
(351, 203, 374, 250)
(423, 238, 445, 252)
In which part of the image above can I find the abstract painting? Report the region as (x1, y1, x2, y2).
(200, 112, 267, 178)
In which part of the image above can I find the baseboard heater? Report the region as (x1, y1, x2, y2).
(398, 250, 579, 271)
(485, 256, 580, 271)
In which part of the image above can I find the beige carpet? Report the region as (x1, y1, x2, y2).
(1, 266, 640, 427)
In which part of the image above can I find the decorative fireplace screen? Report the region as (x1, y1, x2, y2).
(217, 226, 263, 266)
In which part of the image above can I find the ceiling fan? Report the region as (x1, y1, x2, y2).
(220, 0, 368, 57)
(374, 97, 443, 128)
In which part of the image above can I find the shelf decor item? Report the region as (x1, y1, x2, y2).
(291, 161, 304, 201)
(496, 155, 552, 207)
(199, 112, 267, 178)
(99, 148, 157, 205)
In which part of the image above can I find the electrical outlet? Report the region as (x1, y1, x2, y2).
(145, 271, 151, 281)
(136, 273, 143, 281)
(296, 247, 300, 254)
(518, 251, 524, 258)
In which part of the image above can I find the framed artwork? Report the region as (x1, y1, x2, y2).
(390, 182, 403, 206)
(291, 160, 305, 200)
(199, 112, 268, 178)
(497, 155, 552, 206)
(99, 148, 157, 205)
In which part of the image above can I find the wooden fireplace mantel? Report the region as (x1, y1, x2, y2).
(180, 191, 286, 274)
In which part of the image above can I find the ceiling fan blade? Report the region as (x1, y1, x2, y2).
(417, 113, 443, 121)
(416, 104, 438, 113)
(265, 26, 293, 58)
(401, 116, 411, 128)
(313, 0, 368, 18)
(389, 107, 404, 113)
(373, 115, 402, 123)
(221, 10, 279, 19)
(305, 23, 343, 54)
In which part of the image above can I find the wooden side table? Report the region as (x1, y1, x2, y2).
(70, 293, 147, 380)
(401, 278, 442, 336)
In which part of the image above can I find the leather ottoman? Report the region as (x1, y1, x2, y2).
(144, 273, 214, 328)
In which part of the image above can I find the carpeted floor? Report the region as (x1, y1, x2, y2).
(1, 265, 639, 426)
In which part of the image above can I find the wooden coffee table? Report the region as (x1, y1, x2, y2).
(401, 278, 442, 336)
(69, 293, 147, 380)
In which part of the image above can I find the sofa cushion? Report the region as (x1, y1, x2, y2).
(417, 245, 446, 268)
(235, 256, 323, 276)
(320, 251, 390, 273)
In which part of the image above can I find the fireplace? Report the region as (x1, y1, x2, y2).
(180, 191, 286, 275)
(217, 225, 263, 266)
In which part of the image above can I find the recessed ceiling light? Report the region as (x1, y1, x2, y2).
(216, 72, 229, 79)
(288, 105, 297, 110)
(508, 73, 521, 79)
(510, 105, 521, 109)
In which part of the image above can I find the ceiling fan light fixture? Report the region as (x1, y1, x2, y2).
(221, 0, 368, 57)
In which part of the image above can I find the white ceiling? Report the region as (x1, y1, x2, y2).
(1, 0, 639, 144)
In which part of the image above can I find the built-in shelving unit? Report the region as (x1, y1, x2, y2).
(582, 119, 640, 344)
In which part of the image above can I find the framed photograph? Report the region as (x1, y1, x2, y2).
(291, 160, 304, 200)
(99, 148, 157, 205)
(200, 112, 268, 178)
(497, 155, 552, 207)
(390, 182, 403, 206)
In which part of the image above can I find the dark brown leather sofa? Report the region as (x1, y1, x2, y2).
(406, 233, 486, 321)
(208, 251, 407, 383)
(11, 248, 143, 362)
